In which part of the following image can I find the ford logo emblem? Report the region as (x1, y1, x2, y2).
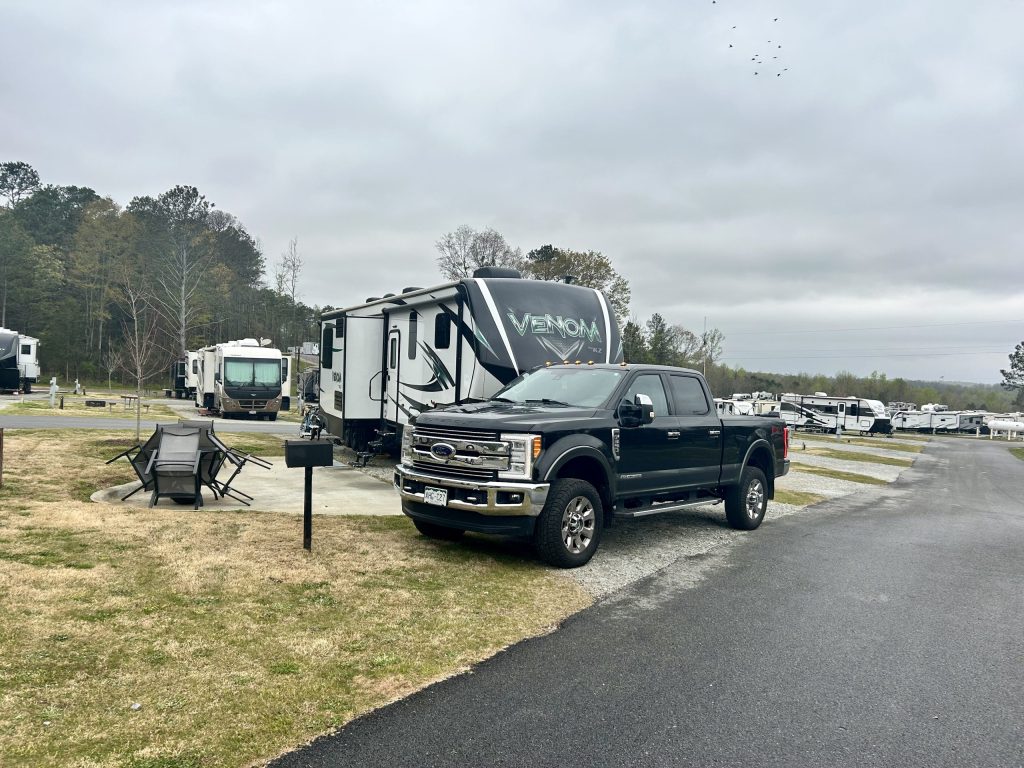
(430, 443, 456, 460)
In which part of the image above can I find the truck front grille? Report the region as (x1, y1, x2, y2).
(411, 424, 507, 481)
(411, 461, 497, 482)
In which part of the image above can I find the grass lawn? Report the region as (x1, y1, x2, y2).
(3, 397, 179, 421)
(798, 432, 926, 453)
(1010, 447, 1024, 462)
(0, 430, 590, 767)
(802, 447, 914, 467)
(773, 488, 826, 507)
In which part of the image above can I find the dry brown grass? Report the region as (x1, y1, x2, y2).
(0, 430, 591, 767)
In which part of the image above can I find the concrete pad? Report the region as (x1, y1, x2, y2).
(91, 461, 402, 516)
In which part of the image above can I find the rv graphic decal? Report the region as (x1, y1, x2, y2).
(506, 313, 602, 343)
(536, 336, 586, 362)
(403, 343, 455, 393)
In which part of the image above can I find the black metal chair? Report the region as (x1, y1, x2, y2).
(145, 426, 203, 509)
(177, 418, 272, 506)
(105, 429, 162, 500)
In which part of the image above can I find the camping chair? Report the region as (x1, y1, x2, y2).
(178, 418, 272, 506)
(105, 429, 162, 500)
(205, 432, 273, 506)
(145, 426, 203, 509)
(177, 419, 229, 500)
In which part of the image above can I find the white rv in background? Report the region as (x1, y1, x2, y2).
(319, 267, 622, 451)
(0, 327, 40, 393)
(194, 338, 285, 420)
(779, 393, 892, 434)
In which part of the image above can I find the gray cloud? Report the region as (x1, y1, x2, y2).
(3, 0, 1023, 382)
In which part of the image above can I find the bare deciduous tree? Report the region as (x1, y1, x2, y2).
(435, 225, 522, 279)
(115, 267, 160, 441)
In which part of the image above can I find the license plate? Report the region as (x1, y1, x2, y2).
(424, 487, 448, 507)
(249, 410, 257, 415)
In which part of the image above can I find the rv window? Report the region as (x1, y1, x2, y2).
(321, 325, 334, 368)
(408, 311, 418, 359)
(434, 313, 451, 349)
(192, 359, 198, 374)
(389, 337, 398, 369)
(21, 344, 31, 355)
(281, 358, 289, 383)
(669, 375, 709, 415)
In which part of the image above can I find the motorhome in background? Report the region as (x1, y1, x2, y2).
(194, 338, 284, 419)
(319, 267, 622, 451)
(169, 352, 201, 400)
(779, 393, 892, 434)
(0, 328, 40, 394)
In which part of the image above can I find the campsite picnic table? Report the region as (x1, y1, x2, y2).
(121, 394, 139, 409)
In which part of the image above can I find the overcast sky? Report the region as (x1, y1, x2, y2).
(3, 0, 1023, 384)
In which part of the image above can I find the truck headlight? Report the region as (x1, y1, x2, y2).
(401, 427, 414, 466)
(499, 433, 541, 480)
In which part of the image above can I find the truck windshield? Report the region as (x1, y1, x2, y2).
(224, 359, 281, 388)
(492, 367, 625, 408)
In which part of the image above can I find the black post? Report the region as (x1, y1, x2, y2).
(303, 465, 313, 550)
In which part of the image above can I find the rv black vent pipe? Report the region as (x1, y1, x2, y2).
(562, 275, 576, 284)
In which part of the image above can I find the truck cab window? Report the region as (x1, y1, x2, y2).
(669, 375, 709, 415)
(624, 374, 670, 417)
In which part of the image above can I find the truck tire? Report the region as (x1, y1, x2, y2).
(533, 478, 603, 568)
(413, 519, 465, 541)
(725, 466, 768, 530)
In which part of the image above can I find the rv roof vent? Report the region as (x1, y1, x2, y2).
(383, 293, 396, 298)
(402, 286, 423, 293)
(472, 266, 522, 279)
(814, 392, 828, 397)
(366, 297, 382, 303)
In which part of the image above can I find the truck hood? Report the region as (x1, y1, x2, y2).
(415, 400, 605, 433)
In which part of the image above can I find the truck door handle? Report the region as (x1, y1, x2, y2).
(667, 430, 680, 439)
(708, 429, 721, 436)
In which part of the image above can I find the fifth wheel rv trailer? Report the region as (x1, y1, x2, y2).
(319, 268, 622, 451)
(194, 338, 285, 419)
(0, 327, 40, 394)
(779, 393, 892, 435)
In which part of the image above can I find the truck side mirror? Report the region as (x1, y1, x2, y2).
(634, 393, 655, 424)
(618, 393, 655, 427)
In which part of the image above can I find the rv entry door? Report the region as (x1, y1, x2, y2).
(386, 328, 401, 424)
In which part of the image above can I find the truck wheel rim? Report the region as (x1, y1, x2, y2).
(746, 479, 765, 519)
(561, 496, 595, 554)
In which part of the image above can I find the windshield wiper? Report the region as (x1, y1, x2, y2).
(524, 398, 572, 407)
(490, 396, 517, 404)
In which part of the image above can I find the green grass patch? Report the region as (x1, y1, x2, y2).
(790, 465, 889, 486)
(798, 432, 925, 452)
(0, 429, 590, 767)
(804, 447, 913, 467)
(1010, 447, 1024, 462)
(773, 489, 827, 507)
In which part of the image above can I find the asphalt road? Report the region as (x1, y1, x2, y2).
(271, 437, 1024, 768)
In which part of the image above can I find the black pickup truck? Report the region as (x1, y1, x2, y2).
(394, 363, 790, 567)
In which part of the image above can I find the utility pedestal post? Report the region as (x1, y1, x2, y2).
(284, 439, 335, 551)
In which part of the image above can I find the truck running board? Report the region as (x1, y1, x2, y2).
(615, 497, 722, 519)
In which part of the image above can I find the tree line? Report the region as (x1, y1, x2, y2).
(0, 161, 319, 387)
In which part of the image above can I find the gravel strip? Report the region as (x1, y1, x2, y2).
(338, 438, 920, 600)
(778, 470, 873, 498)
(788, 452, 908, 481)
(792, 439, 925, 462)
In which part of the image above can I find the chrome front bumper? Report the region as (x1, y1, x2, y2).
(394, 465, 549, 517)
